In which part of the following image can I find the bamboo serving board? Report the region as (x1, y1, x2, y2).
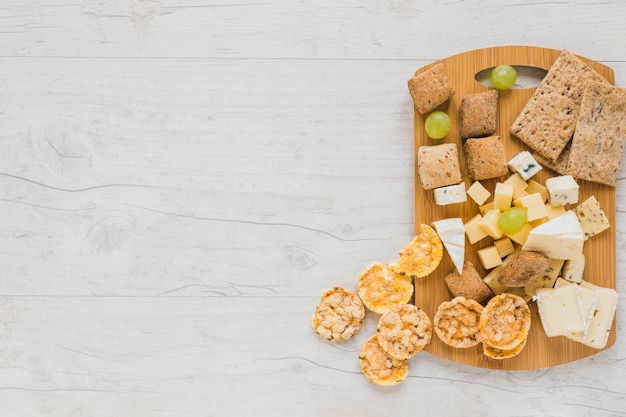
(413, 45, 616, 370)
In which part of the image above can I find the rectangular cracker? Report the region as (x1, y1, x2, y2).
(510, 49, 609, 162)
(566, 79, 626, 186)
(532, 142, 571, 176)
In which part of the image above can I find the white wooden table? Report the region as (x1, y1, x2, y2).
(1, 1, 625, 415)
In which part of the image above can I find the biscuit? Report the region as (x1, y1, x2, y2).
(376, 304, 432, 360)
(408, 62, 455, 115)
(434, 296, 483, 348)
(311, 287, 365, 342)
(460, 89, 498, 139)
(357, 262, 413, 314)
(479, 293, 531, 350)
(566, 79, 626, 186)
(464, 136, 508, 180)
(394, 224, 444, 278)
(444, 260, 493, 304)
(359, 334, 408, 386)
(482, 335, 527, 360)
(417, 143, 463, 190)
(510, 49, 609, 162)
(497, 250, 551, 287)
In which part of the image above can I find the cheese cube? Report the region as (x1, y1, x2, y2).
(535, 285, 586, 338)
(432, 218, 465, 274)
(493, 182, 514, 212)
(544, 203, 566, 220)
(504, 222, 533, 245)
(526, 179, 548, 202)
(503, 173, 529, 199)
(464, 213, 488, 244)
(574, 195, 610, 240)
(434, 183, 467, 206)
(483, 265, 508, 295)
(479, 209, 504, 239)
(522, 211, 584, 260)
(546, 175, 579, 206)
(569, 282, 618, 349)
(479, 201, 494, 216)
(514, 192, 549, 222)
(523, 258, 565, 296)
(493, 237, 515, 258)
(508, 151, 542, 180)
(477, 245, 503, 269)
(466, 181, 491, 205)
(562, 254, 585, 284)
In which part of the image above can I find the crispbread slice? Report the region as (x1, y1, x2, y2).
(532, 142, 571, 176)
(510, 49, 609, 162)
(566, 79, 626, 186)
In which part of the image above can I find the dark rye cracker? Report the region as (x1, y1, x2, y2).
(566, 79, 626, 186)
(510, 49, 609, 162)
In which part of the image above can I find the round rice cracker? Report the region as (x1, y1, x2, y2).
(377, 304, 432, 360)
(359, 334, 408, 386)
(357, 262, 413, 314)
(479, 293, 531, 351)
(311, 287, 365, 342)
(483, 335, 528, 360)
(394, 224, 443, 278)
(434, 296, 483, 348)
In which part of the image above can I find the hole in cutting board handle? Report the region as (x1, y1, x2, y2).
(475, 65, 548, 89)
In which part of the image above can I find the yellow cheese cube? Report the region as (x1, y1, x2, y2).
(514, 192, 549, 222)
(493, 182, 514, 212)
(505, 222, 534, 245)
(505, 287, 533, 302)
(523, 258, 565, 297)
(545, 203, 566, 220)
(493, 237, 515, 258)
(503, 173, 529, 199)
(466, 181, 491, 205)
(464, 213, 489, 244)
(529, 217, 549, 227)
(477, 245, 503, 269)
(479, 209, 504, 239)
(479, 201, 494, 216)
(526, 179, 548, 202)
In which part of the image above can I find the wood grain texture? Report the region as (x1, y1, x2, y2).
(0, 1, 625, 416)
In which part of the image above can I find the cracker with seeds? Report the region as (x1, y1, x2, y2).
(510, 49, 609, 162)
(377, 304, 432, 360)
(464, 136, 508, 180)
(533, 142, 572, 176)
(311, 287, 365, 342)
(434, 296, 483, 348)
(408, 61, 455, 115)
(417, 143, 463, 190)
(479, 293, 531, 350)
(460, 89, 498, 139)
(357, 262, 413, 314)
(359, 334, 408, 386)
(565, 79, 626, 186)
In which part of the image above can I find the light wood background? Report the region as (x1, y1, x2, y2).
(0, 1, 625, 416)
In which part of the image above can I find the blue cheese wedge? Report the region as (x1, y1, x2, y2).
(573, 195, 610, 240)
(546, 175, 580, 206)
(508, 151, 542, 180)
(432, 218, 465, 274)
(434, 183, 467, 206)
(522, 211, 584, 260)
(535, 284, 586, 338)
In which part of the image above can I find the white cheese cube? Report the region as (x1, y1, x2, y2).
(466, 181, 491, 205)
(522, 211, 584, 260)
(432, 218, 465, 274)
(508, 151, 542, 180)
(568, 281, 617, 349)
(574, 195, 610, 240)
(434, 183, 467, 206)
(546, 175, 579, 207)
(562, 254, 585, 284)
(535, 285, 586, 338)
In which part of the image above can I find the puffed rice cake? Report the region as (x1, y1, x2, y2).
(376, 304, 432, 360)
(358, 334, 408, 386)
(433, 296, 483, 348)
(311, 287, 365, 342)
(479, 293, 531, 350)
(482, 335, 528, 360)
(394, 224, 443, 278)
(357, 262, 413, 314)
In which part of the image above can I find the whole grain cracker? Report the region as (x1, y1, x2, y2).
(408, 61, 455, 115)
(357, 262, 413, 314)
(417, 143, 463, 190)
(479, 293, 531, 350)
(464, 136, 508, 180)
(532, 141, 572, 176)
(393, 224, 443, 278)
(460, 89, 499, 139)
(358, 334, 408, 386)
(376, 304, 432, 360)
(311, 287, 365, 342)
(433, 296, 484, 348)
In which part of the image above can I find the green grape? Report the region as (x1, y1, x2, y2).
(424, 111, 451, 139)
(497, 207, 528, 234)
(490, 65, 517, 90)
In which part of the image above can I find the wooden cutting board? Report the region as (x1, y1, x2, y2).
(412, 45, 616, 370)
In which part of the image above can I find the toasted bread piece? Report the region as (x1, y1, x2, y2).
(498, 250, 551, 287)
(417, 143, 463, 190)
(444, 260, 493, 303)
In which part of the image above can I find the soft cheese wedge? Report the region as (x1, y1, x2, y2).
(535, 284, 586, 338)
(522, 210, 584, 260)
(432, 218, 465, 274)
(570, 281, 618, 349)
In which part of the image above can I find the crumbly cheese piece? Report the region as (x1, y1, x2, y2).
(546, 175, 580, 206)
(508, 151, 542, 180)
(503, 173, 529, 199)
(573, 195, 610, 240)
(493, 237, 515, 258)
(479, 209, 504, 239)
(466, 181, 491, 205)
(523, 258, 565, 297)
(434, 183, 467, 206)
(522, 211, 584, 259)
(477, 245, 503, 269)
(535, 284, 586, 338)
(562, 254, 585, 284)
(432, 218, 465, 274)
(376, 304, 432, 360)
(568, 281, 618, 349)
(493, 182, 514, 211)
(464, 213, 489, 244)
(514, 192, 549, 222)
(359, 334, 408, 386)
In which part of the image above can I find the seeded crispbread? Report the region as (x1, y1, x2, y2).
(408, 61, 455, 115)
(463, 136, 508, 180)
(417, 143, 462, 190)
(565, 79, 626, 186)
(532, 142, 572, 176)
(459, 89, 498, 139)
(510, 49, 609, 162)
